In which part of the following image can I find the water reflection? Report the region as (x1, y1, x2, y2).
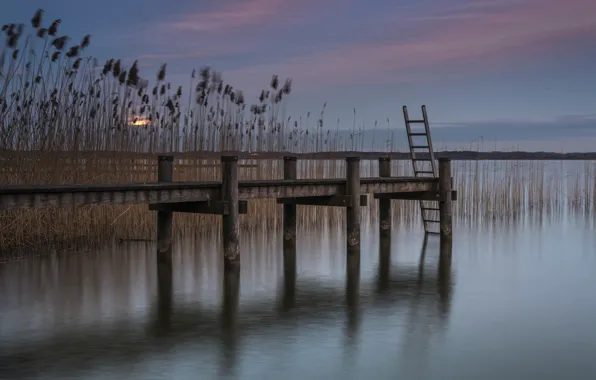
(0, 225, 453, 379)
(3, 217, 595, 379)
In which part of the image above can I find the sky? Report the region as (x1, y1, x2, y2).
(2, 0, 596, 135)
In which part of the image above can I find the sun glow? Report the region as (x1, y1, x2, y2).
(128, 118, 150, 126)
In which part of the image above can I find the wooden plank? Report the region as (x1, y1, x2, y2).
(0, 177, 437, 210)
(373, 189, 455, 201)
(374, 191, 438, 201)
(3, 149, 596, 160)
(0, 150, 596, 160)
(276, 194, 368, 207)
(149, 200, 248, 215)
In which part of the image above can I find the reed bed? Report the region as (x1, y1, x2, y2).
(1, 10, 595, 255)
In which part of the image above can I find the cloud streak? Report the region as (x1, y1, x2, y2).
(223, 0, 596, 89)
(162, 0, 304, 33)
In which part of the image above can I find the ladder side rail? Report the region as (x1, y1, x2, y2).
(421, 105, 438, 177)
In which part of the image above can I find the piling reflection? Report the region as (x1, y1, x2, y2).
(344, 249, 361, 350)
(0, 228, 455, 379)
(219, 269, 240, 378)
(280, 243, 297, 312)
(151, 250, 173, 335)
(397, 233, 453, 378)
(377, 230, 391, 292)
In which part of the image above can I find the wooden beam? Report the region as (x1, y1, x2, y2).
(276, 194, 368, 207)
(149, 200, 248, 215)
(0, 177, 435, 211)
(373, 190, 456, 201)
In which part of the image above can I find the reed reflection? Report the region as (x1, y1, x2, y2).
(0, 228, 455, 380)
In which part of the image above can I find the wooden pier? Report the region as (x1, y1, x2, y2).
(0, 155, 456, 271)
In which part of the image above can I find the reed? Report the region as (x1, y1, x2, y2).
(0, 10, 594, 256)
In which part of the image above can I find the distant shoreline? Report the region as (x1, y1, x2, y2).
(1, 150, 595, 160)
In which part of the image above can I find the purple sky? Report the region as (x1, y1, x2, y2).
(3, 0, 596, 129)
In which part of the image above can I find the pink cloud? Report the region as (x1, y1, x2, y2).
(224, 0, 596, 89)
(162, 0, 303, 33)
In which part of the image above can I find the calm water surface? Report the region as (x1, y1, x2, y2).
(1, 214, 596, 380)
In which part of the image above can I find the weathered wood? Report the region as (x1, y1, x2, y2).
(439, 158, 453, 243)
(346, 157, 361, 256)
(0, 177, 437, 211)
(5, 149, 595, 161)
(374, 189, 456, 201)
(149, 200, 248, 215)
(282, 156, 297, 273)
(156, 156, 173, 257)
(378, 157, 392, 243)
(156, 156, 173, 301)
(276, 194, 368, 207)
(221, 156, 240, 272)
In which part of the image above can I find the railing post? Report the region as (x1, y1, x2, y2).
(221, 156, 240, 272)
(346, 157, 361, 255)
(438, 157, 453, 244)
(282, 156, 297, 299)
(157, 155, 173, 256)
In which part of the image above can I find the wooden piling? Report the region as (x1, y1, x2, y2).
(282, 157, 297, 254)
(156, 155, 173, 256)
(282, 156, 297, 304)
(438, 157, 453, 243)
(378, 157, 392, 242)
(221, 156, 240, 272)
(346, 157, 361, 256)
(155, 155, 173, 332)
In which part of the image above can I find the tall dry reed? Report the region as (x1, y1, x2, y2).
(1, 10, 594, 255)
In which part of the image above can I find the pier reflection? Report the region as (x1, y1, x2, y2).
(0, 230, 454, 379)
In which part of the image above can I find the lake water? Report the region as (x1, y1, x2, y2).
(1, 214, 596, 380)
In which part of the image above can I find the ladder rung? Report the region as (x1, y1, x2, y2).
(412, 158, 431, 161)
(426, 231, 440, 235)
(407, 119, 426, 124)
(411, 145, 429, 149)
(422, 207, 439, 211)
(424, 220, 440, 223)
(415, 170, 434, 174)
(408, 133, 427, 136)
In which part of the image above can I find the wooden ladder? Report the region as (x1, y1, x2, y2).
(403, 105, 439, 234)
